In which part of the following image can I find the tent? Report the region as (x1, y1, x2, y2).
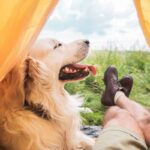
(135, 0, 150, 47)
(0, 0, 58, 81)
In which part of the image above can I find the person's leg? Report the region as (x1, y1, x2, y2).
(115, 92, 150, 146)
(94, 106, 148, 150)
(101, 66, 150, 147)
(103, 106, 144, 139)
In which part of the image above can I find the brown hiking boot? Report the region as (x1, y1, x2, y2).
(119, 75, 133, 97)
(101, 66, 122, 106)
(101, 66, 133, 106)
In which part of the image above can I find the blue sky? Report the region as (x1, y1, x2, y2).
(39, 0, 149, 50)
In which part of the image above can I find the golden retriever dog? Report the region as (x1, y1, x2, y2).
(0, 39, 96, 150)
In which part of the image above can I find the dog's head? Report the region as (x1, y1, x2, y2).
(25, 39, 96, 115)
(29, 39, 96, 83)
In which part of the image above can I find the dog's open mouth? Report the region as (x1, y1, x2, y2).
(59, 64, 96, 81)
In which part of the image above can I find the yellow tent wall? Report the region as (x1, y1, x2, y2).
(135, 0, 150, 47)
(0, 0, 58, 81)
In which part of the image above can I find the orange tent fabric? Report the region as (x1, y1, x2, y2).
(0, 0, 58, 81)
(134, 0, 150, 47)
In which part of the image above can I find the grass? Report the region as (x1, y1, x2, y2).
(65, 51, 150, 125)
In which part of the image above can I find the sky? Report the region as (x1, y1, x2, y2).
(39, 0, 149, 50)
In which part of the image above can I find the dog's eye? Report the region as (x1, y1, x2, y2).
(58, 43, 62, 47)
(54, 43, 62, 49)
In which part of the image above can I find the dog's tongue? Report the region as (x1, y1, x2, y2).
(72, 64, 97, 76)
(88, 65, 97, 76)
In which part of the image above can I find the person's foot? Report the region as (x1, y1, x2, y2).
(101, 66, 133, 106)
(119, 75, 133, 97)
(101, 66, 122, 106)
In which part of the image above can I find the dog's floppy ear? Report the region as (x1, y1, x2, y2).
(24, 57, 51, 113)
(25, 57, 50, 81)
(25, 57, 39, 83)
(25, 57, 51, 92)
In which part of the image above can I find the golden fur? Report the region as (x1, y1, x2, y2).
(0, 39, 94, 150)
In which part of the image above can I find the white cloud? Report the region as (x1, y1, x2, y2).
(39, 0, 149, 50)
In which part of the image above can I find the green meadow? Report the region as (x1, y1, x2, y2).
(65, 51, 150, 125)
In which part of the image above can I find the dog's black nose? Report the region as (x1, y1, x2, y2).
(84, 40, 90, 45)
